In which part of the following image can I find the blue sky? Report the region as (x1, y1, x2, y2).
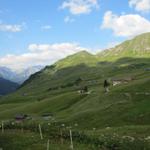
(0, 0, 150, 70)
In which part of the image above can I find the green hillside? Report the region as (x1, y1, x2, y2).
(0, 77, 19, 95)
(98, 32, 150, 60)
(0, 33, 150, 149)
(54, 51, 98, 69)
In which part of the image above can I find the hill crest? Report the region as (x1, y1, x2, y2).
(98, 32, 150, 60)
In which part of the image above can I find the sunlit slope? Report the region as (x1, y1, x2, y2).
(0, 33, 150, 130)
(98, 32, 150, 60)
(0, 58, 149, 129)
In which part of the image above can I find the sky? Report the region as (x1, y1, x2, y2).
(0, 0, 150, 70)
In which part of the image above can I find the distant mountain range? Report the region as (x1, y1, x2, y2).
(0, 66, 44, 84)
(0, 32, 150, 150)
(0, 77, 19, 95)
(3, 32, 148, 127)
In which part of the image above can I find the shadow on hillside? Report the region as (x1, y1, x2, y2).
(20, 57, 150, 90)
(0, 57, 150, 106)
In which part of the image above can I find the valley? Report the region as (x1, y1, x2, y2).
(0, 33, 150, 149)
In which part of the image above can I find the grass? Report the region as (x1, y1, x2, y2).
(0, 57, 149, 129)
(0, 125, 150, 150)
(0, 33, 150, 149)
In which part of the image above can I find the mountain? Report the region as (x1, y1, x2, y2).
(0, 66, 44, 84)
(54, 51, 98, 69)
(15, 65, 44, 84)
(0, 67, 17, 82)
(0, 77, 19, 95)
(98, 32, 150, 60)
(0, 33, 150, 142)
(19, 66, 44, 77)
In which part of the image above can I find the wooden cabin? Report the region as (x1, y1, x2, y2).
(145, 68, 150, 71)
(112, 77, 134, 86)
(42, 113, 53, 120)
(15, 114, 28, 122)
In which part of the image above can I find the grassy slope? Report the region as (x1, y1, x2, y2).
(0, 57, 149, 130)
(98, 32, 150, 60)
(0, 33, 150, 132)
(0, 37, 150, 150)
(0, 77, 19, 95)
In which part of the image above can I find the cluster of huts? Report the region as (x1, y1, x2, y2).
(14, 113, 54, 123)
(112, 77, 134, 86)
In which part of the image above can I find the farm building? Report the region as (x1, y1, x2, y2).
(145, 68, 150, 71)
(15, 114, 28, 122)
(41, 113, 53, 120)
(112, 77, 134, 86)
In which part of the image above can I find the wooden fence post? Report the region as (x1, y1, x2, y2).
(1, 121, 4, 133)
(70, 129, 74, 150)
(39, 124, 43, 140)
(60, 130, 64, 145)
(47, 139, 50, 150)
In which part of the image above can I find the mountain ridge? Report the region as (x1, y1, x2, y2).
(0, 65, 44, 84)
(17, 32, 150, 92)
(98, 32, 150, 60)
(54, 50, 98, 69)
(0, 32, 150, 132)
(0, 77, 19, 95)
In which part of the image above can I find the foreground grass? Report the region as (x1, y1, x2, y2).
(1, 125, 150, 150)
(0, 130, 95, 150)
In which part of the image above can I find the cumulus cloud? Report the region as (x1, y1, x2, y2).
(60, 0, 99, 15)
(0, 23, 22, 32)
(101, 11, 150, 37)
(41, 25, 52, 30)
(0, 43, 89, 70)
(129, 0, 150, 13)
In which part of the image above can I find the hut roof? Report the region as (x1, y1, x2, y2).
(42, 113, 53, 117)
(15, 114, 27, 120)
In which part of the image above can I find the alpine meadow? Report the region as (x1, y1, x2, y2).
(0, 0, 150, 150)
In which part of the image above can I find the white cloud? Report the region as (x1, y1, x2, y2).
(101, 11, 150, 37)
(60, 0, 99, 15)
(0, 23, 22, 32)
(129, 0, 150, 13)
(64, 16, 75, 23)
(41, 25, 52, 30)
(0, 43, 89, 70)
